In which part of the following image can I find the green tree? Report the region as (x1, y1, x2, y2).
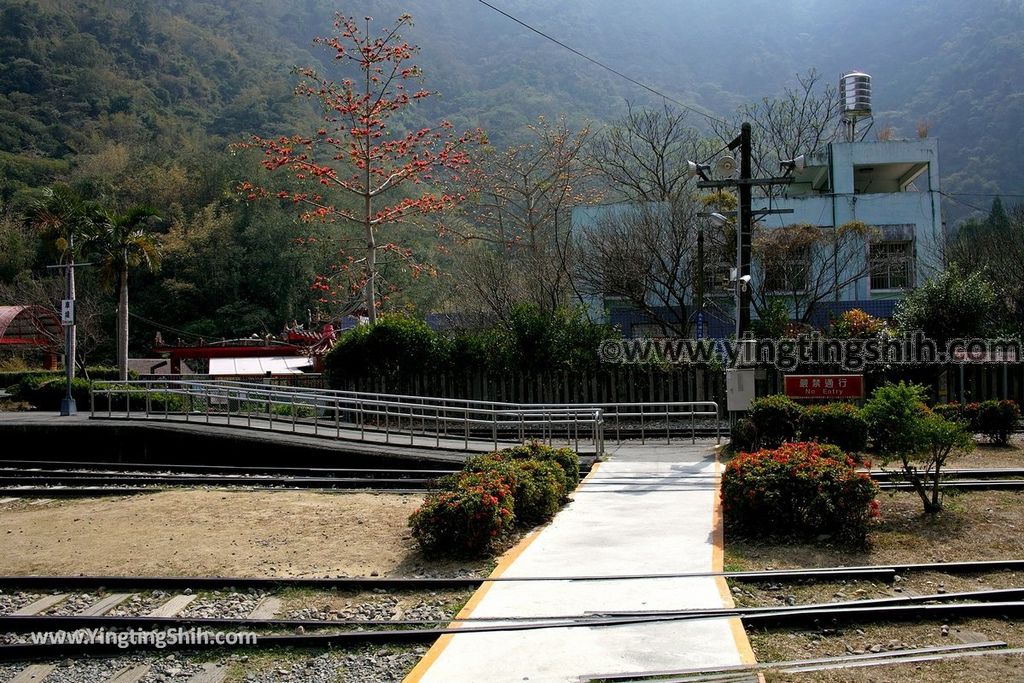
(893, 267, 1002, 343)
(88, 206, 161, 380)
(24, 186, 98, 375)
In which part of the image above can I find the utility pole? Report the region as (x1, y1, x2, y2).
(47, 234, 91, 416)
(695, 122, 794, 339)
(695, 225, 704, 339)
(738, 123, 752, 337)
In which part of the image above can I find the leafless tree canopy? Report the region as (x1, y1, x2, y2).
(946, 204, 1024, 327)
(713, 69, 842, 193)
(752, 220, 878, 323)
(575, 198, 704, 336)
(451, 117, 594, 319)
(590, 102, 713, 203)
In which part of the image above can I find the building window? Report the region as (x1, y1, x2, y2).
(869, 241, 914, 290)
(761, 246, 810, 293)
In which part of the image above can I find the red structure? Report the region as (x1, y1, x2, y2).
(784, 374, 865, 400)
(0, 305, 61, 370)
(151, 324, 338, 374)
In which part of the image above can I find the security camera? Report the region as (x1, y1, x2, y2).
(738, 274, 752, 292)
(780, 155, 806, 175)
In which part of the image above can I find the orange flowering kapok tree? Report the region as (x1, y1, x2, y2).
(242, 14, 484, 323)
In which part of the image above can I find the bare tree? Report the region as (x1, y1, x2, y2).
(452, 117, 595, 318)
(947, 203, 1024, 327)
(713, 69, 843, 193)
(575, 198, 706, 337)
(752, 221, 878, 323)
(590, 102, 712, 202)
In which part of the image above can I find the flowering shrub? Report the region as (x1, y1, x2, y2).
(499, 440, 580, 491)
(978, 400, 1019, 445)
(463, 453, 567, 525)
(410, 442, 580, 557)
(798, 402, 869, 453)
(930, 400, 1018, 445)
(830, 309, 885, 338)
(408, 469, 515, 556)
(748, 394, 803, 447)
(722, 442, 879, 544)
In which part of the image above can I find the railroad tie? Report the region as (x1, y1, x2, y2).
(247, 596, 282, 619)
(12, 594, 68, 615)
(78, 593, 134, 616)
(186, 663, 227, 683)
(8, 664, 57, 682)
(145, 593, 197, 617)
(103, 664, 151, 683)
(28, 499, 53, 506)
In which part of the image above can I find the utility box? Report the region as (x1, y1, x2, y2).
(726, 368, 756, 412)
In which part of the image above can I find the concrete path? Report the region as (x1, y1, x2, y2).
(405, 441, 754, 683)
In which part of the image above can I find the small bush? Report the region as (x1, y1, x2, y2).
(463, 452, 567, 525)
(722, 441, 879, 545)
(10, 376, 93, 410)
(410, 442, 580, 557)
(931, 402, 963, 423)
(730, 418, 758, 452)
(799, 402, 869, 453)
(748, 395, 803, 448)
(408, 469, 515, 556)
(977, 400, 1019, 445)
(861, 381, 929, 454)
(499, 440, 580, 491)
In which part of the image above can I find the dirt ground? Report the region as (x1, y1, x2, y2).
(727, 489, 1024, 683)
(0, 490, 487, 577)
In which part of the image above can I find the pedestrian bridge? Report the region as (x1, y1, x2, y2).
(90, 380, 721, 456)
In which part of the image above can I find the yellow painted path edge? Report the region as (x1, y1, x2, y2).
(403, 461, 605, 682)
(713, 448, 758, 667)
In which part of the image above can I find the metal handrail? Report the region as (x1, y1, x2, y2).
(89, 380, 605, 453)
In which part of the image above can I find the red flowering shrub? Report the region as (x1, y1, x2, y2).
(463, 452, 567, 525)
(722, 442, 879, 545)
(410, 442, 579, 557)
(798, 402, 869, 453)
(932, 400, 1019, 444)
(409, 469, 515, 556)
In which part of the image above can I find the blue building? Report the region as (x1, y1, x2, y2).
(572, 137, 944, 337)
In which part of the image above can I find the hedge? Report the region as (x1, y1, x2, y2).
(722, 441, 879, 545)
(409, 441, 580, 557)
(748, 394, 803, 448)
(934, 400, 1019, 445)
(0, 366, 134, 390)
(798, 402, 869, 453)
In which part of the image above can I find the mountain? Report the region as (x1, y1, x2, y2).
(0, 0, 1022, 346)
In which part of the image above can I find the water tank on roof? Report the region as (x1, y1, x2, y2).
(841, 72, 872, 118)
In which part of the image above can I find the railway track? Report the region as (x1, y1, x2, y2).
(0, 560, 1021, 661)
(0, 461, 1021, 496)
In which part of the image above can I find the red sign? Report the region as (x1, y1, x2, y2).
(784, 374, 864, 399)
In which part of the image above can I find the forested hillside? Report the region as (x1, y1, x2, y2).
(0, 0, 1021, 358)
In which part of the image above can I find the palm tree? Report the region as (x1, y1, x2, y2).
(26, 186, 98, 378)
(89, 206, 161, 381)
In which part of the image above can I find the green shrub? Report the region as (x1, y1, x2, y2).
(0, 366, 133, 391)
(977, 400, 1019, 445)
(408, 469, 515, 556)
(931, 402, 964, 424)
(748, 394, 803, 448)
(730, 418, 758, 452)
(861, 381, 929, 454)
(798, 402, 868, 452)
(10, 375, 93, 410)
(410, 441, 581, 556)
(463, 453, 566, 526)
(498, 440, 580, 491)
(721, 441, 879, 545)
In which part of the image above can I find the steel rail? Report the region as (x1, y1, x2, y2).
(0, 474, 439, 489)
(585, 642, 1012, 682)
(3, 599, 1024, 659)
(0, 459, 463, 477)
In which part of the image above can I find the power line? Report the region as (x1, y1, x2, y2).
(475, 0, 727, 126)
